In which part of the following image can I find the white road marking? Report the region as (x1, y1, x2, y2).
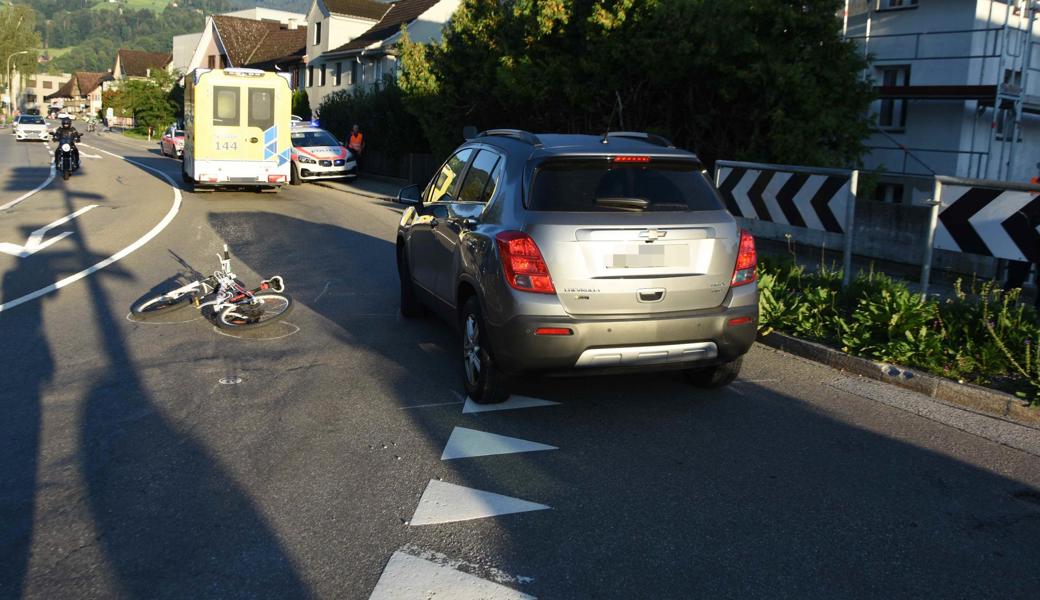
(398, 400, 465, 410)
(462, 395, 561, 414)
(79, 152, 102, 159)
(441, 427, 557, 460)
(0, 204, 97, 257)
(369, 551, 536, 600)
(0, 160, 56, 211)
(409, 480, 550, 526)
(0, 147, 181, 313)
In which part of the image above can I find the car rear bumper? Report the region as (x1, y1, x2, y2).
(484, 287, 758, 374)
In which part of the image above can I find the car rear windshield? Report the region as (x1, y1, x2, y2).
(291, 131, 339, 147)
(20, 116, 44, 125)
(528, 159, 724, 212)
(175, 130, 185, 137)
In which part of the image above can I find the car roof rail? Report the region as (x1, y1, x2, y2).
(605, 131, 675, 148)
(479, 129, 543, 147)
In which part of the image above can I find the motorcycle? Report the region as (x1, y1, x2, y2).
(52, 131, 81, 181)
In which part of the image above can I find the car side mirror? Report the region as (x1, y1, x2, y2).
(397, 184, 421, 206)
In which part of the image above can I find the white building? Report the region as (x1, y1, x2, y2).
(845, 0, 1040, 197)
(304, 0, 458, 111)
(16, 72, 71, 113)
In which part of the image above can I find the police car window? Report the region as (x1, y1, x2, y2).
(457, 150, 501, 203)
(291, 131, 339, 146)
(425, 149, 473, 204)
(213, 86, 239, 126)
(248, 88, 274, 130)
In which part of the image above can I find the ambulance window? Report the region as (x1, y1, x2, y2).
(249, 88, 274, 130)
(213, 87, 239, 126)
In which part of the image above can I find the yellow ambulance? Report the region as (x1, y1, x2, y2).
(182, 68, 292, 192)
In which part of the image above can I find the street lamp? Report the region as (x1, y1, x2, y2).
(5, 50, 29, 115)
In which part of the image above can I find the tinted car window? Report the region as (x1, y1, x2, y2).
(425, 148, 473, 204)
(291, 131, 339, 146)
(20, 116, 44, 125)
(213, 86, 239, 126)
(248, 88, 274, 130)
(529, 160, 723, 212)
(457, 150, 501, 203)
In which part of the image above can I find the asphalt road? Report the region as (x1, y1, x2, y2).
(1, 127, 1039, 599)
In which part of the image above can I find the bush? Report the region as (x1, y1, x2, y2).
(758, 258, 1040, 404)
(316, 79, 428, 160)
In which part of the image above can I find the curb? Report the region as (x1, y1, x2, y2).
(312, 179, 394, 201)
(757, 331, 1040, 431)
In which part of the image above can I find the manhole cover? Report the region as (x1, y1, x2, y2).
(219, 376, 242, 385)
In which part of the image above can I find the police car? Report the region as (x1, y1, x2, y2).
(289, 125, 357, 185)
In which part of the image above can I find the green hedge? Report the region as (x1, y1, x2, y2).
(758, 257, 1040, 404)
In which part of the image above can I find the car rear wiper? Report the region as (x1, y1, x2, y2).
(647, 202, 691, 211)
(595, 197, 649, 211)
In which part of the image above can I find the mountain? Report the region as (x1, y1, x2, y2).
(25, 1, 313, 74)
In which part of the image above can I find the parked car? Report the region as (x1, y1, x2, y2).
(159, 126, 185, 158)
(13, 114, 50, 141)
(289, 126, 357, 185)
(395, 129, 759, 403)
(57, 112, 71, 121)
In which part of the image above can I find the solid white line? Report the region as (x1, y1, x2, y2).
(398, 400, 465, 410)
(0, 147, 182, 313)
(0, 160, 56, 211)
(369, 551, 536, 600)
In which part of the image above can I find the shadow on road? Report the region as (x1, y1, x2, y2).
(0, 190, 310, 597)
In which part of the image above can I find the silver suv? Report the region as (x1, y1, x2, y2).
(396, 130, 758, 404)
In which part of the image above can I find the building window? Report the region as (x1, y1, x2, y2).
(877, 0, 918, 10)
(208, 55, 216, 69)
(320, 64, 326, 87)
(335, 62, 342, 86)
(307, 66, 314, 87)
(314, 22, 322, 46)
(878, 65, 910, 130)
(42, 80, 52, 89)
(349, 61, 357, 86)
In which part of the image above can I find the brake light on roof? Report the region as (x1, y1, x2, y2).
(496, 231, 556, 294)
(613, 156, 651, 163)
(731, 230, 757, 287)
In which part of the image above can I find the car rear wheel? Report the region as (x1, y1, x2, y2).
(460, 297, 510, 404)
(683, 356, 743, 388)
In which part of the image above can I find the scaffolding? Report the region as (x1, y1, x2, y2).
(845, 0, 1040, 181)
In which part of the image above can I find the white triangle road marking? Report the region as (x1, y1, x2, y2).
(409, 480, 550, 526)
(441, 427, 557, 460)
(369, 551, 536, 599)
(462, 395, 560, 414)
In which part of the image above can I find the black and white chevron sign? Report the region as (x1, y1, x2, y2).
(933, 180, 1040, 262)
(715, 161, 852, 234)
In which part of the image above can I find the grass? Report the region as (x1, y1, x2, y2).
(41, 47, 73, 59)
(90, 0, 171, 12)
(121, 127, 152, 141)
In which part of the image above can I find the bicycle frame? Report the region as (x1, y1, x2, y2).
(171, 247, 284, 314)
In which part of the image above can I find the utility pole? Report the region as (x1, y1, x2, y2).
(5, 49, 29, 115)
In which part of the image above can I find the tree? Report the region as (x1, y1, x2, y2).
(292, 89, 312, 120)
(0, 5, 42, 99)
(399, 0, 875, 167)
(103, 70, 178, 131)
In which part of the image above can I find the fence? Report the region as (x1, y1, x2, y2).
(360, 150, 436, 185)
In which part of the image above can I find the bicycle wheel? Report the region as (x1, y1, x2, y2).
(132, 291, 192, 315)
(216, 292, 293, 330)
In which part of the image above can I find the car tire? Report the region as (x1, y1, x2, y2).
(683, 356, 743, 388)
(290, 164, 301, 186)
(398, 250, 425, 318)
(460, 297, 510, 404)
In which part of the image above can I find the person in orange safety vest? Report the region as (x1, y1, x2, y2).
(348, 124, 365, 172)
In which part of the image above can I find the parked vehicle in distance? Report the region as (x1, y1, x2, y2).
(159, 126, 185, 158)
(181, 67, 293, 193)
(395, 130, 759, 404)
(289, 126, 357, 184)
(13, 115, 49, 141)
(57, 112, 71, 121)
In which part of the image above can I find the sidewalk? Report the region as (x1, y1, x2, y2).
(312, 176, 405, 201)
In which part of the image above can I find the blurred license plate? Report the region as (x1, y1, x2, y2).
(607, 244, 688, 269)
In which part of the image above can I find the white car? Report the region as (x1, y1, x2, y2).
(14, 115, 50, 141)
(57, 112, 71, 120)
(289, 127, 357, 185)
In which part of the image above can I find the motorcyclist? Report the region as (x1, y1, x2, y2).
(52, 117, 81, 170)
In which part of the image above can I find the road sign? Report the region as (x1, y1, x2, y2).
(932, 177, 1040, 262)
(715, 161, 854, 234)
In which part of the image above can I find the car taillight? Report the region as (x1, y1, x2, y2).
(731, 229, 757, 287)
(496, 231, 556, 294)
